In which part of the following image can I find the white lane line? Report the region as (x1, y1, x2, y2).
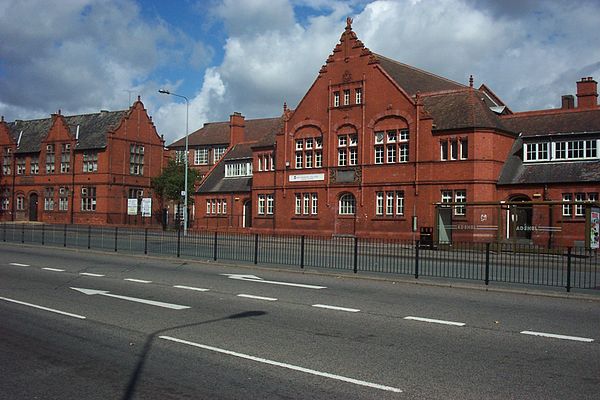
(173, 285, 210, 292)
(124, 278, 152, 284)
(42, 267, 65, 272)
(312, 304, 360, 313)
(9, 263, 30, 267)
(404, 316, 466, 327)
(237, 294, 278, 301)
(159, 336, 402, 393)
(0, 296, 86, 319)
(80, 272, 105, 277)
(521, 330, 594, 343)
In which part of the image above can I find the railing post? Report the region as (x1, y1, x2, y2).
(415, 240, 420, 279)
(177, 226, 181, 257)
(254, 234, 259, 265)
(21, 223, 25, 244)
(144, 228, 148, 255)
(41, 223, 45, 245)
(114, 226, 118, 252)
(566, 247, 572, 292)
(63, 224, 67, 247)
(485, 242, 490, 286)
(88, 225, 91, 249)
(353, 237, 358, 274)
(300, 235, 305, 269)
(213, 231, 218, 261)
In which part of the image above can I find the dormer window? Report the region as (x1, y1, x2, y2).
(225, 161, 252, 177)
(524, 139, 598, 162)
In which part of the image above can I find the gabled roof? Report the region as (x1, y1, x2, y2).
(168, 117, 282, 148)
(501, 108, 600, 137)
(376, 54, 466, 96)
(8, 110, 127, 153)
(421, 89, 513, 133)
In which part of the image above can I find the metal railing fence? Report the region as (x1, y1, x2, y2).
(2, 223, 598, 292)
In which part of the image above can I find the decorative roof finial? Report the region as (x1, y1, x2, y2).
(137, 95, 141, 102)
(346, 17, 353, 30)
(469, 75, 474, 88)
(283, 101, 287, 112)
(1, 115, 4, 122)
(58, 109, 61, 115)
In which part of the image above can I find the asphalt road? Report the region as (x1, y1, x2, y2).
(0, 243, 598, 399)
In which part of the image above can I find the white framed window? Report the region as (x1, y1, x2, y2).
(339, 193, 356, 215)
(81, 186, 97, 211)
(30, 156, 39, 174)
(450, 139, 458, 160)
(129, 144, 144, 175)
(305, 151, 313, 168)
(562, 193, 572, 216)
(311, 193, 318, 215)
(194, 148, 208, 165)
(45, 144, 55, 174)
(213, 147, 226, 163)
(441, 190, 453, 205)
(396, 191, 404, 215)
(315, 151, 322, 168)
(460, 138, 468, 160)
(575, 193, 586, 216)
(338, 149, 347, 166)
(296, 140, 303, 151)
(257, 194, 265, 215)
(44, 187, 54, 211)
(266, 194, 274, 215)
(225, 161, 252, 177)
(355, 88, 362, 104)
(375, 129, 409, 164)
(16, 157, 26, 175)
(333, 91, 340, 107)
(295, 138, 321, 169)
(60, 143, 71, 173)
(16, 195, 24, 211)
(303, 193, 310, 215)
(386, 192, 394, 215)
(376, 192, 384, 215)
(343, 89, 350, 106)
(295, 194, 301, 215)
(441, 141, 448, 161)
(59, 187, 69, 211)
(454, 190, 466, 216)
(83, 152, 98, 172)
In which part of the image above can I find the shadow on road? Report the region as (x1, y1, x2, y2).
(121, 310, 267, 400)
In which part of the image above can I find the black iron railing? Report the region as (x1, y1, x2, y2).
(2, 223, 598, 292)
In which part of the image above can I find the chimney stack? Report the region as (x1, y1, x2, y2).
(561, 94, 575, 109)
(229, 112, 245, 145)
(576, 77, 598, 109)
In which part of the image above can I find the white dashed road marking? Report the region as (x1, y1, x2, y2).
(521, 331, 594, 343)
(80, 273, 105, 277)
(312, 304, 360, 313)
(404, 316, 466, 327)
(9, 263, 30, 267)
(124, 278, 152, 284)
(42, 267, 65, 272)
(173, 285, 210, 292)
(237, 294, 278, 301)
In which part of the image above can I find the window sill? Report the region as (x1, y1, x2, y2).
(372, 216, 406, 221)
(292, 216, 318, 220)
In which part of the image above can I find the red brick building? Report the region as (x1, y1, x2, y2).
(0, 98, 166, 226)
(173, 20, 598, 247)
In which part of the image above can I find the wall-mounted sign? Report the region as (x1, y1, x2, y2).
(288, 173, 325, 182)
(590, 207, 599, 249)
(141, 198, 152, 217)
(127, 199, 138, 216)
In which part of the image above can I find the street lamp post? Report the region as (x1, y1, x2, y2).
(159, 89, 189, 236)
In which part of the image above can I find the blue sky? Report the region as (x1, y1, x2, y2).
(1, 0, 599, 145)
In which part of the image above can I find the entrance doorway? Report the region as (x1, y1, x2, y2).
(29, 193, 38, 221)
(437, 207, 453, 243)
(243, 200, 252, 228)
(508, 196, 533, 241)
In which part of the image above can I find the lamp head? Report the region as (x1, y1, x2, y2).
(158, 89, 170, 95)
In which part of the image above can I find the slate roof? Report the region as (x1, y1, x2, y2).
(168, 117, 282, 148)
(498, 137, 600, 185)
(501, 108, 600, 137)
(376, 54, 466, 96)
(196, 144, 254, 194)
(8, 110, 127, 153)
(421, 89, 513, 133)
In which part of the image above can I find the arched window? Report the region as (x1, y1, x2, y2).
(338, 193, 356, 215)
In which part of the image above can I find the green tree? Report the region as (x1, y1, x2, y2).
(151, 159, 200, 206)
